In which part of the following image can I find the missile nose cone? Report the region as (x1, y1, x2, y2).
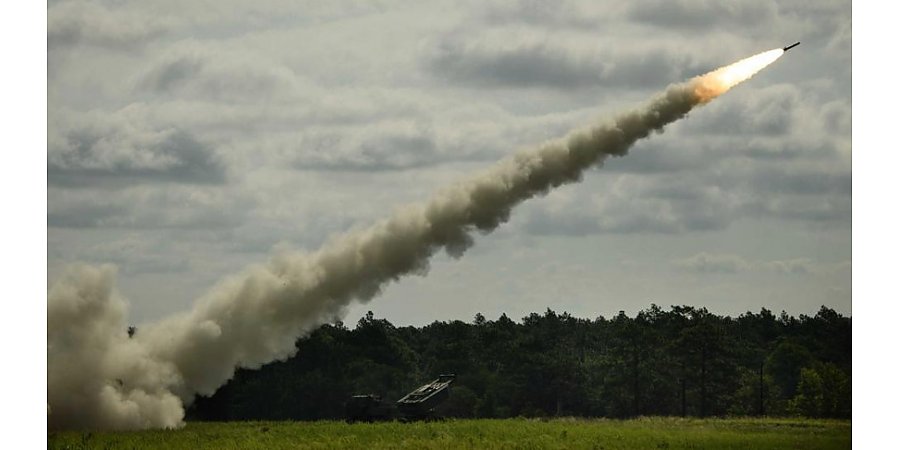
(783, 42, 800, 51)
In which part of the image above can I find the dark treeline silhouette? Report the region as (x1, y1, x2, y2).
(187, 305, 850, 421)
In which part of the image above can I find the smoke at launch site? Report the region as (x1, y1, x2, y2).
(48, 49, 784, 430)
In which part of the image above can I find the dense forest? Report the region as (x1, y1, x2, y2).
(187, 305, 851, 421)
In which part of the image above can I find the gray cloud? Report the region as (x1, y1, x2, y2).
(749, 195, 851, 225)
(427, 38, 605, 89)
(295, 126, 441, 172)
(59, 236, 194, 276)
(520, 154, 850, 237)
(290, 118, 508, 172)
(628, 0, 776, 31)
(745, 168, 851, 196)
(139, 55, 207, 93)
(482, 0, 617, 29)
(673, 252, 815, 275)
(135, 48, 302, 102)
(740, 138, 840, 162)
(424, 32, 703, 90)
(819, 100, 852, 136)
(687, 84, 800, 136)
(673, 252, 749, 274)
(48, 113, 226, 187)
(48, 1, 170, 50)
(48, 186, 249, 230)
(763, 258, 814, 275)
(47, 202, 124, 229)
(603, 139, 719, 175)
(521, 177, 737, 236)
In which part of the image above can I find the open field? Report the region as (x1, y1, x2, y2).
(48, 417, 851, 449)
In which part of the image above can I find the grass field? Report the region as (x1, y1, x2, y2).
(47, 417, 851, 449)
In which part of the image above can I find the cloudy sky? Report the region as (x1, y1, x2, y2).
(47, 0, 851, 327)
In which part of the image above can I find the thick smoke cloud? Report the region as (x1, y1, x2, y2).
(47, 265, 184, 429)
(48, 53, 772, 429)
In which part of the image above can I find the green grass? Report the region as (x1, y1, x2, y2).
(47, 417, 851, 449)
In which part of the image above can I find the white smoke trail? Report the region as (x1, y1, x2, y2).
(48, 49, 783, 430)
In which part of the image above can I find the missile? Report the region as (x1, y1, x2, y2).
(783, 42, 800, 51)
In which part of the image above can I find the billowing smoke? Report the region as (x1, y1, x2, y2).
(48, 265, 184, 429)
(48, 50, 783, 430)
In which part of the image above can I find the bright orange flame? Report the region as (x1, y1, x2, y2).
(692, 49, 784, 102)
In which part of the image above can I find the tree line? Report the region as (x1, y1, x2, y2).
(187, 304, 850, 421)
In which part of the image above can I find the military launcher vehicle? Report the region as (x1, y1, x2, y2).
(345, 374, 455, 422)
(396, 374, 455, 420)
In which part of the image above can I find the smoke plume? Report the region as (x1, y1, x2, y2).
(48, 49, 783, 430)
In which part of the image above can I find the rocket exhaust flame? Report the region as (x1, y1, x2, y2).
(691, 48, 784, 102)
(47, 48, 785, 430)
